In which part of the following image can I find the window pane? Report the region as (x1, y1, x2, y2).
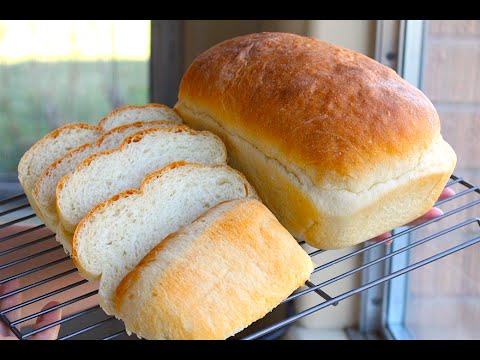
(0, 20, 150, 197)
(405, 20, 480, 340)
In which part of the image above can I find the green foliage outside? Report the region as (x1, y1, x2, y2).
(0, 60, 149, 175)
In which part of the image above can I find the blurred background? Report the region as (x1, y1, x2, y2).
(0, 20, 479, 340)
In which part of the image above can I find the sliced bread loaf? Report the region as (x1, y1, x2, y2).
(98, 104, 183, 131)
(33, 121, 176, 232)
(18, 124, 102, 228)
(56, 126, 227, 234)
(114, 198, 313, 339)
(73, 162, 255, 315)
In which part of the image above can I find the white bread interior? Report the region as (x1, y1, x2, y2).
(33, 121, 176, 233)
(56, 126, 226, 235)
(17, 124, 102, 228)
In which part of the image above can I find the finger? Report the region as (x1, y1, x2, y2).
(370, 232, 394, 245)
(29, 301, 62, 340)
(0, 335, 18, 340)
(370, 232, 391, 243)
(366, 187, 453, 248)
(0, 279, 22, 337)
(438, 187, 455, 200)
(407, 207, 444, 227)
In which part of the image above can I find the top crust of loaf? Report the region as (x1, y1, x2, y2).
(176, 32, 441, 193)
(98, 104, 183, 131)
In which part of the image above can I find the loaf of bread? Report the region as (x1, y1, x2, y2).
(175, 32, 457, 249)
(73, 162, 255, 315)
(33, 121, 177, 234)
(56, 126, 226, 236)
(98, 104, 183, 131)
(18, 124, 103, 229)
(115, 198, 313, 339)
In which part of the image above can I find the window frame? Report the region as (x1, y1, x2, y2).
(149, 20, 184, 107)
(359, 20, 427, 340)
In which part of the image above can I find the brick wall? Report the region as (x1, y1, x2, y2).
(407, 20, 480, 339)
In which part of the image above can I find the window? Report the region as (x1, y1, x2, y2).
(0, 20, 150, 197)
(383, 20, 480, 340)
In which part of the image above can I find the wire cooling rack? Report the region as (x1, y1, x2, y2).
(0, 174, 479, 340)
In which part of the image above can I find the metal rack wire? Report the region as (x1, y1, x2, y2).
(0, 174, 479, 340)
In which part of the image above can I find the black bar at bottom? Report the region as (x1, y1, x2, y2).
(103, 330, 127, 340)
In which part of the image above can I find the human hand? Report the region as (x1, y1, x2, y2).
(370, 187, 456, 245)
(0, 279, 62, 340)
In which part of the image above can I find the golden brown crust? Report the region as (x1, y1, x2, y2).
(176, 32, 440, 189)
(97, 104, 178, 131)
(36, 123, 100, 141)
(71, 161, 251, 276)
(115, 198, 314, 339)
(96, 120, 175, 146)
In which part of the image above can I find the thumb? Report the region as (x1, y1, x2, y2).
(28, 301, 62, 340)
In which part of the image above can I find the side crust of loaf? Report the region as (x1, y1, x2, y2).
(115, 198, 314, 340)
(176, 105, 456, 249)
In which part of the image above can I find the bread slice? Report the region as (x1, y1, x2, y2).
(73, 162, 255, 315)
(98, 104, 183, 132)
(33, 121, 176, 232)
(114, 198, 313, 340)
(56, 126, 227, 235)
(18, 124, 102, 228)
